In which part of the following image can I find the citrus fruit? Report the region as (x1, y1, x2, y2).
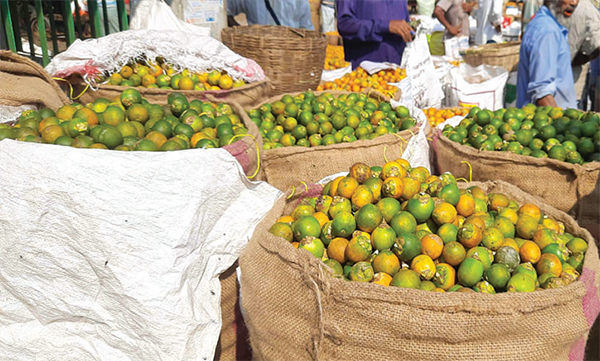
(372, 250, 401, 276)
(293, 216, 322, 241)
(457, 258, 484, 287)
(299, 237, 325, 258)
(391, 269, 422, 289)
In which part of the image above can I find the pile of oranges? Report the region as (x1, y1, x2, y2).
(324, 45, 350, 70)
(317, 67, 406, 96)
(98, 58, 247, 91)
(425, 107, 470, 128)
(269, 160, 587, 293)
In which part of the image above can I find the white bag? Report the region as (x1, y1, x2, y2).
(443, 35, 469, 59)
(129, 0, 210, 36)
(359, 60, 400, 75)
(320, 65, 352, 82)
(0, 140, 281, 361)
(449, 63, 509, 110)
(45, 29, 266, 85)
(399, 35, 444, 109)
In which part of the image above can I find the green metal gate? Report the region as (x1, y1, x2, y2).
(0, 0, 129, 66)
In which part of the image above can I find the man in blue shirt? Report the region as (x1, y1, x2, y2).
(517, 0, 579, 108)
(336, 0, 414, 69)
(227, 0, 314, 30)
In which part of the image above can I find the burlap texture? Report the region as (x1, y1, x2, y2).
(432, 131, 600, 224)
(0, 51, 70, 110)
(71, 78, 272, 109)
(247, 90, 417, 191)
(215, 263, 238, 361)
(240, 180, 600, 361)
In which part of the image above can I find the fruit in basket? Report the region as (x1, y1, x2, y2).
(442, 106, 600, 164)
(98, 57, 248, 91)
(251, 91, 416, 150)
(317, 67, 406, 96)
(271, 159, 589, 293)
(3, 90, 248, 152)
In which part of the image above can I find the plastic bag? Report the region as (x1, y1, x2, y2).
(45, 29, 265, 86)
(129, 0, 211, 36)
(448, 63, 509, 110)
(0, 140, 281, 361)
(320, 65, 352, 82)
(399, 35, 444, 109)
(443, 35, 469, 59)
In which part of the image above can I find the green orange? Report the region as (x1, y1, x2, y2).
(355, 203, 383, 233)
(372, 250, 401, 276)
(292, 216, 322, 241)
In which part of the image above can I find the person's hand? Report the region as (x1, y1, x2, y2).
(536, 94, 558, 107)
(389, 20, 414, 42)
(447, 24, 461, 36)
(494, 24, 502, 33)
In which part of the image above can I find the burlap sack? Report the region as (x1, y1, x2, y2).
(240, 180, 600, 361)
(215, 263, 252, 361)
(71, 78, 272, 109)
(247, 90, 418, 191)
(0, 51, 70, 110)
(432, 131, 600, 224)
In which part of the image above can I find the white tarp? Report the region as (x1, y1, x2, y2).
(0, 140, 281, 361)
(45, 29, 265, 85)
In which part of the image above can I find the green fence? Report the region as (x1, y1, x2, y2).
(0, 0, 129, 66)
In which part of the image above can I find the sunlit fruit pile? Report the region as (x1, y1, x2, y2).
(324, 45, 350, 70)
(316, 67, 406, 95)
(0, 89, 248, 151)
(442, 105, 600, 164)
(96, 58, 247, 91)
(247, 91, 416, 150)
(425, 107, 470, 128)
(270, 160, 587, 293)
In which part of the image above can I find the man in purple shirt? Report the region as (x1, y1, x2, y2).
(337, 0, 414, 69)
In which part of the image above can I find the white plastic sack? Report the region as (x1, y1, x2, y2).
(170, 0, 228, 40)
(0, 140, 281, 361)
(359, 60, 400, 75)
(443, 35, 469, 59)
(129, 0, 211, 37)
(399, 35, 444, 109)
(390, 101, 432, 172)
(437, 114, 468, 130)
(45, 29, 265, 85)
(0, 105, 36, 124)
(320, 65, 352, 82)
(448, 63, 509, 111)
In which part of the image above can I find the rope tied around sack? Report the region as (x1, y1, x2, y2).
(227, 133, 261, 179)
(52, 77, 89, 101)
(286, 181, 309, 200)
(383, 132, 410, 163)
(461, 160, 473, 182)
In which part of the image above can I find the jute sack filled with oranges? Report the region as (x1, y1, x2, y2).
(72, 70, 272, 111)
(239, 160, 600, 361)
(245, 90, 420, 191)
(46, 29, 271, 109)
(0, 51, 70, 112)
(432, 108, 600, 224)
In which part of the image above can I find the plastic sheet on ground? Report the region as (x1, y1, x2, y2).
(0, 140, 281, 361)
(45, 29, 265, 86)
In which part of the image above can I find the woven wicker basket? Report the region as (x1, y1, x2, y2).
(463, 42, 521, 72)
(221, 25, 327, 97)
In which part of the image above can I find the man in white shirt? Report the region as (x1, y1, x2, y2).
(475, 0, 503, 44)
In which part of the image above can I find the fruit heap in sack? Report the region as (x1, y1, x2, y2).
(442, 105, 600, 164)
(316, 67, 405, 95)
(0, 89, 248, 151)
(96, 57, 247, 91)
(425, 107, 469, 128)
(324, 45, 350, 70)
(248, 91, 416, 150)
(270, 160, 587, 293)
